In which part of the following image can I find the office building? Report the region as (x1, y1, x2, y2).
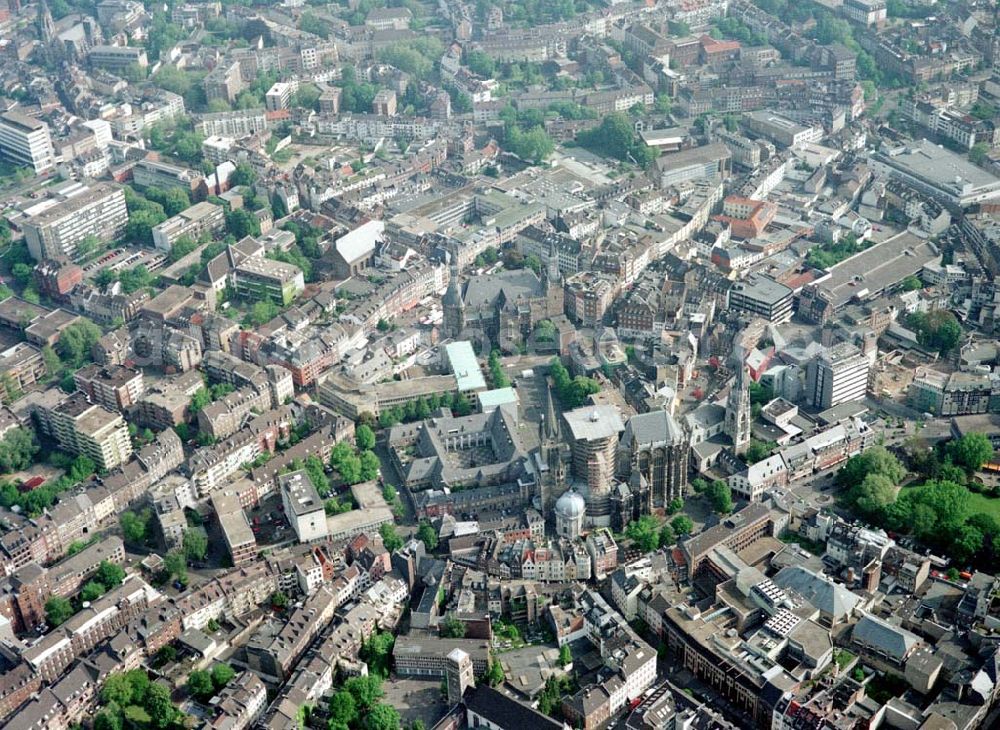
(151, 201, 225, 252)
(0, 111, 54, 174)
(132, 158, 201, 192)
(231, 257, 305, 305)
(806, 342, 870, 409)
(45, 392, 134, 470)
(20, 182, 128, 262)
(727, 276, 793, 323)
(279, 470, 328, 543)
(746, 111, 824, 148)
(88, 44, 148, 72)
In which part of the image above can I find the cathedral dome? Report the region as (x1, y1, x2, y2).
(555, 489, 586, 520)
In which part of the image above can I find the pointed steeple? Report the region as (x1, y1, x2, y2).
(38, 0, 55, 45)
(442, 259, 464, 338)
(542, 383, 559, 440)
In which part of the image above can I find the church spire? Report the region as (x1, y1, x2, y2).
(725, 363, 751, 455)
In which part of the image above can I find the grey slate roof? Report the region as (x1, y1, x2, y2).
(772, 566, 861, 621)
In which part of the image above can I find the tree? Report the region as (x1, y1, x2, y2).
(229, 162, 256, 187)
(744, 440, 773, 464)
(577, 112, 656, 168)
(344, 675, 384, 711)
(81, 580, 106, 602)
(417, 521, 438, 551)
(0, 427, 39, 472)
(329, 690, 358, 728)
(187, 669, 214, 699)
(271, 591, 289, 610)
(365, 704, 401, 730)
(466, 50, 496, 77)
(55, 320, 102, 368)
(488, 350, 510, 388)
(120, 510, 149, 544)
(850, 473, 897, 521)
(666, 497, 684, 515)
(906, 310, 962, 354)
(952, 523, 984, 564)
(356, 424, 376, 450)
(901, 275, 923, 291)
(146, 682, 178, 729)
(247, 300, 280, 326)
(154, 645, 177, 667)
(183, 529, 208, 561)
(226, 208, 261, 239)
(970, 142, 990, 165)
(625, 515, 661, 552)
(559, 644, 572, 667)
(380, 522, 403, 552)
(45, 596, 73, 626)
(164, 550, 187, 582)
(210, 662, 235, 690)
(360, 630, 395, 678)
(359, 450, 380, 481)
(947, 433, 994, 473)
(189, 387, 212, 413)
(441, 613, 467, 638)
(705, 480, 733, 514)
(671, 514, 694, 536)
(837, 446, 906, 488)
(658, 523, 675, 548)
(94, 704, 123, 730)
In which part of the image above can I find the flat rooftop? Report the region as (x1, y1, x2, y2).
(877, 139, 998, 191)
(445, 341, 486, 392)
(818, 231, 938, 309)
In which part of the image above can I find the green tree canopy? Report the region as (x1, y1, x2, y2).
(947, 433, 994, 473)
(705, 480, 733, 514)
(55, 320, 102, 368)
(380, 522, 403, 552)
(625, 515, 661, 552)
(417, 521, 438, 551)
(45, 595, 73, 626)
(356, 424, 376, 450)
(671, 514, 694, 536)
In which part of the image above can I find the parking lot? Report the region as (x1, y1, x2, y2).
(247, 495, 293, 545)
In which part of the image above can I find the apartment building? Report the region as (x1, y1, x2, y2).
(151, 201, 226, 252)
(204, 61, 244, 104)
(0, 342, 48, 403)
(73, 364, 144, 412)
(211, 491, 257, 568)
(0, 111, 55, 173)
(20, 182, 128, 261)
(45, 392, 133, 470)
(195, 109, 268, 138)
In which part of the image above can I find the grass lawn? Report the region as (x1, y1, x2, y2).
(966, 492, 1000, 521)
